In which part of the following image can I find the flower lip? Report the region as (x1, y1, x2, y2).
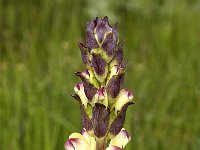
(74, 82, 82, 92)
(65, 138, 81, 150)
(106, 146, 122, 150)
(120, 128, 131, 141)
(95, 86, 106, 101)
(65, 138, 75, 150)
(121, 89, 134, 100)
(98, 87, 105, 97)
(127, 90, 134, 100)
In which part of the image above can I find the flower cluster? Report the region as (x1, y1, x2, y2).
(65, 16, 135, 150)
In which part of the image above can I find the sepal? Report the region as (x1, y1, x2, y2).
(80, 104, 93, 132)
(107, 72, 125, 100)
(109, 102, 134, 136)
(78, 42, 89, 67)
(91, 54, 108, 83)
(92, 103, 110, 138)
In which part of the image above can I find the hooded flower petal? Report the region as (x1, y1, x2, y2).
(109, 128, 131, 149)
(65, 133, 89, 150)
(65, 130, 96, 150)
(111, 89, 134, 116)
(74, 82, 88, 108)
(80, 128, 96, 149)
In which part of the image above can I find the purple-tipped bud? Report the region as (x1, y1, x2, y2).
(86, 17, 119, 59)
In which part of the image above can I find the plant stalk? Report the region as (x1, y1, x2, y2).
(96, 139, 106, 150)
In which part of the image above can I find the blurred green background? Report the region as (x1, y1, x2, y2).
(0, 0, 200, 149)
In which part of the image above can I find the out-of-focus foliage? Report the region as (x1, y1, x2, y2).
(0, 0, 200, 149)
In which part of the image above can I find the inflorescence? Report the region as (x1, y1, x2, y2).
(65, 16, 135, 150)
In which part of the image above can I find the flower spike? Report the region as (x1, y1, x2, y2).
(65, 17, 135, 150)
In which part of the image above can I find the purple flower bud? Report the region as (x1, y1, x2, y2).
(95, 17, 112, 43)
(92, 103, 110, 138)
(86, 16, 119, 59)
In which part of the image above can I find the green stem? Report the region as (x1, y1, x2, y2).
(96, 139, 106, 150)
